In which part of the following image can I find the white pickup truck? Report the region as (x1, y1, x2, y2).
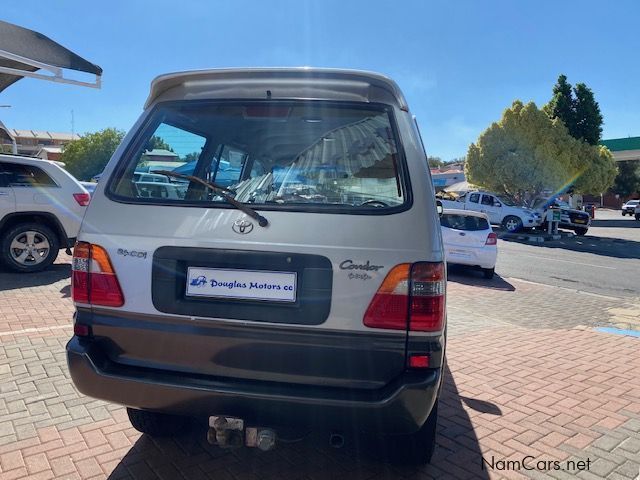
(439, 191, 542, 232)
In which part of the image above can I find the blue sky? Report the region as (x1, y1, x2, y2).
(2, 0, 639, 160)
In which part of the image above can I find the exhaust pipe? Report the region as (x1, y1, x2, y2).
(329, 432, 345, 449)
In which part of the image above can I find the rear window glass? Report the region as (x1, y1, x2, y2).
(109, 101, 407, 211)
(441, 214, 489, 231)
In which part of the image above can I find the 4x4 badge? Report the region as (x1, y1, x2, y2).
(232, 219, 254, 234)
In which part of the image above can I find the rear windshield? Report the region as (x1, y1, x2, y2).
(108, 101, 408, 212)
(441, 213, 489, 231)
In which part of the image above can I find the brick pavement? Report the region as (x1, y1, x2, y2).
(0, 255, 639, 479)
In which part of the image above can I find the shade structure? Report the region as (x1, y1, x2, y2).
(0, 19, 102, 93)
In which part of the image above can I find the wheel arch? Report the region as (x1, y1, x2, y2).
(0, 212, 70, 249)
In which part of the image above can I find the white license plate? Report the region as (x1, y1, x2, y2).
(186, 267, 297, 302)
(448, 249, 472, 259)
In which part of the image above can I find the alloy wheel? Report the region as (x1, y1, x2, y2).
(9, 230, 51, 266)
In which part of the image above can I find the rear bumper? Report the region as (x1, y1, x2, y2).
(444, 246, 496, 269)
(67, 336, 442, 434)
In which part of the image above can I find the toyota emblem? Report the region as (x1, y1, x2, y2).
(232, 219, 254, 234)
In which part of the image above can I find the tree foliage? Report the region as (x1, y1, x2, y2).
(60, 128, 125, 181)
(465, 101, 617, 199)
(544, 75, 603, 145)
(573, 83, 603, 145)
(544, 74, 575, 136)
(427, 156, 444, 168)
(144, 135, 174, 152)
(612, 160, 640, 197)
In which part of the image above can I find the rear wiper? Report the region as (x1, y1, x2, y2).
(153, 170, 269, 227)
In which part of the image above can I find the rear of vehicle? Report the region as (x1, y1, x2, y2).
(441, 209, 497, 279)
(66, 69, 445, 464)
(0, 155, 89, 272)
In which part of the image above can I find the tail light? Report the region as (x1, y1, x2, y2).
(72, 242, 124, 307)
(485, 232, 497, 245)
(73, 193, 91, 206)
(364, 262, 445, 332)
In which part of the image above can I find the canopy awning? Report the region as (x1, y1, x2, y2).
(0, 20, 102, 93)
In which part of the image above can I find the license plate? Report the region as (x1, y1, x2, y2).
(574, 219, 586, 224)
(448, 249, 472, 259)
(186, 267, 297, 302)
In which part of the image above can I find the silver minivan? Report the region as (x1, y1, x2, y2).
(67, 68, 446, 464)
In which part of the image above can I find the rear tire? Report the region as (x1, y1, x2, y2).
(574, 227, 588, 236)
(502, 216, 523, 233)
(127, 408, 188, 437)
(482, 267, 495, 279)
(622, 212, 626, 216)
(387, 402, 438, 465)
(0, 223, 59, 273)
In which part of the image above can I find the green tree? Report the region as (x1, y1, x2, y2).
(183, 152, 200, 163)
(144, 135, 174, 152)
(573, 83, 603, 145)
(427, 156, 444, 168)
(544, 74, 603, 146)
(612, 160, 640, 197)
(60, 128, 125, 181)
(544, 74, 576, 137)
(465, 101, 617, 200)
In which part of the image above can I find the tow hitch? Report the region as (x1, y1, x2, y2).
(207, 416, 277, 451)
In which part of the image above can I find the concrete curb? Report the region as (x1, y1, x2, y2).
(498, 231, 575, 243)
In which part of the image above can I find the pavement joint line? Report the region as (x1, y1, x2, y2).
(0, 325, 70, 337)
(505, 277, 626, 302)
(511, 253, 617, 270)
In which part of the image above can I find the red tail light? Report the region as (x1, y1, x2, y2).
(485, 232, 497, 245)
(409, 263, 446, 332)
(73, 193, 91, 206)
(364, 262, 446, 332)
(73, 324, 91, 337)
(72, 242, 124, 307)
(363, 264, 410, 330)
(408, 354, 430, 368)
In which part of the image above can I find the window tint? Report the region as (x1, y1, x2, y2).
(0, 162, 57, 187)
(110, 101, 406, 211)
(481, 195, 494, 206)
(469, 193, 480, 203)
(441, 214, 490, 231)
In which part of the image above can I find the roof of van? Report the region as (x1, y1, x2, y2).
(144, 68, 409, 111)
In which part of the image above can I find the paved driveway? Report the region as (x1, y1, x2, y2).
(0, 253, 639, 480)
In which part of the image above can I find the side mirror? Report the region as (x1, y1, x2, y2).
(436, 200, 443, 216)
(495, 202, 502, 208)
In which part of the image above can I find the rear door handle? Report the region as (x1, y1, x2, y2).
(0, 192, 9, 196)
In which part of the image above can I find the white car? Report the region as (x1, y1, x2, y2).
(440, 190, 541, 232)
(0, 154, 89, 272)
(622, 199, 639, 216)
(66, 68, 446, 465)
(134, 181, 185, 199)
(133, 172, 171, 183)
(441, 209, 497, 279)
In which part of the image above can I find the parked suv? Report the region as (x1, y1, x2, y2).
(622, 199, 639, 216)
(0, 155, 89, 272)
(533, 198, 591, 235)
(66, 68, 446, 464)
